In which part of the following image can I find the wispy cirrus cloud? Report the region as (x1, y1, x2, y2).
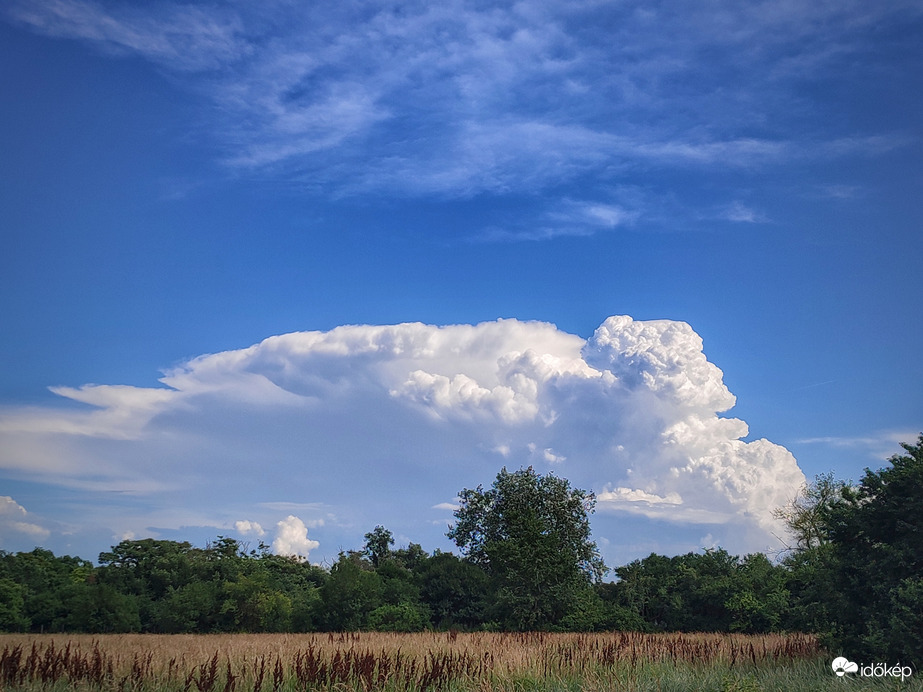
(5, 0, 248, 71)
(797, 430, 920, 465)
(4, 0, 916, 216)
(715, 201, 768, 224)
(477, 198, 638, 242)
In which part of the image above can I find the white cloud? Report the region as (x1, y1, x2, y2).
(0, 496, 51, 540)
(718, 201, 768, 223)
(235, 520, 265, 537)
(598, 488, 683, 506)
(0, 316, 806, 557)
(527, 443, 566, 464)
(272, 516, 319, 561)
(542, 448, 566, 464)
(798, 430, 919, 463)
(0, 385, 176, 440)
(585, 316, 737, 411)
(817, 184, 861, 200)
(4, 0, 915, 203)
(479, 198, 640, 242)
(5, 0, 248, 71)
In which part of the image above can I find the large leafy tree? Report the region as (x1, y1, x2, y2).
(447, 466, 605, 630)
(318, 552, 383, 631)
(824, 434, 923, 663)
(775, 474, 845, 638)
(363, 526, 395, 568)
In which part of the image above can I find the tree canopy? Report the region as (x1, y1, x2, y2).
(825, 434, 923, 662)
(447, 466, 606, 630)
(4, 441, 923, 648)
(777, 434, 923, 664)
(362, 526, 394, 568)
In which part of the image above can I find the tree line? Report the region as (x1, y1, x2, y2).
(1, 435, 921, 665)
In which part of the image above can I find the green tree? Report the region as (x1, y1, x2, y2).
(255, 549, 326, 632)
(0, 577, 30, 631)
(774, 472, 845, 553)
(611, 549, 789, 633)
(610, 553, 674, 630)
(775, 475, 845, 637)
(219, 574, 292, 632)
(0, 548, 95, 632)
(726, 553, 789, 633)
(97, 539, 197, 600)
(612, 550, 735, 631)
(318, 552, 382, 630)
(58, 583, 141, 633)
(824, 434, 923, 663)
(363, 526, 394, 568)
(3, 538, 334, 634)
(155, 580, 221, 633)
(447, 466, 606, 630)
(417, 552, 488, 629)
(392, 543, 428, 573)
(593, 580, 652, 632)
(366, 602, 428, 632)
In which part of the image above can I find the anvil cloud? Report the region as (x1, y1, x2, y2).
(0, 316, 803, 564)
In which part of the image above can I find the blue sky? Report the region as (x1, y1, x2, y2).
(1, 0, 921, 568)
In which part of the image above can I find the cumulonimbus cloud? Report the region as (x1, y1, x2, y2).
(0, 316, 804, 558)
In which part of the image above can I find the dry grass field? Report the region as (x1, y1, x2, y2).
(0, 631, 914, 691)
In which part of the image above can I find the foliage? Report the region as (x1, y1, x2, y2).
(774, 435, 923, 664)
(0, 578, 29, 632)
(3, 445, 922, 642)
(773, 472, 846, 553)
(823, 434, 923, 663)
(0, 548, 97, 633)
(366, 602, 428, 631)
(362, 526, 394, 568)
(447, 466, 605, 630)
(416, 551, 488, 629)
(317, 552, 382, 631)
(610, 549, 789, 634)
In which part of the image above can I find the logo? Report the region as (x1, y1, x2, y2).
(831, 657, 858, 676)
(831, 657, 913, 682)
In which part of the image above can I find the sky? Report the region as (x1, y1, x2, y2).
(0, 0, 921, 570)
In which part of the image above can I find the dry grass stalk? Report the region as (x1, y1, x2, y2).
(0, 631, 821, 691)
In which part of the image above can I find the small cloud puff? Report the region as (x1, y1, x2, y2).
(718, 201, 768, 223)
(235, 520, 265, 537)
(527, 443, 565, 464)
(272, 516, 319, 561)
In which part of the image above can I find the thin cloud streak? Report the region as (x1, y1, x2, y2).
(5, 0, 249, 71)
(797, 430, 919, 464)
(4, 0, 915, 204)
